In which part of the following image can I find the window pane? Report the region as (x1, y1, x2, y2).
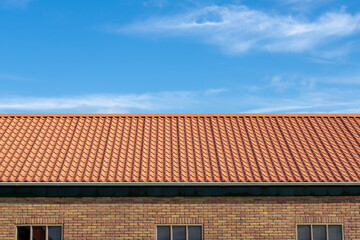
(157, 226, 170, 240)
(313, 225, 326, 240)
(173, 226, 186, 240)
(297, 225, 311, 240)
(188, 226, 202, 240)
(32, 226, 46, 240)
(48, 227, 62, 240)
(328, 225, 342, 240)
(17, 226, 30, 240)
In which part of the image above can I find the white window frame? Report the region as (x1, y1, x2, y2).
(156, 224, 203, 240)
(15, 224, 62, 240)
(296, 223, 344, 240)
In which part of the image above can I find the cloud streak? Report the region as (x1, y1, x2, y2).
(0, 89, 227, 113)
(0, 82, 360, 114)
(0, 74, 30, 81)
(0, 91, 194, 113)
(0, 0, 32, 8)
(117, 4, 360, 54)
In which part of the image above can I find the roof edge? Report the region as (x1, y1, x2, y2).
(0, 113, 359, 118)
(1, 182, 360, 186)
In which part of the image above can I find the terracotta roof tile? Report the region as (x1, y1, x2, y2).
(0, 114, 360, 183)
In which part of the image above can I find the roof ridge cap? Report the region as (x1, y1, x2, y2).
(0, 113, 359, 118)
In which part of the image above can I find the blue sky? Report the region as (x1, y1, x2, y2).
(1, 0, 360, 113)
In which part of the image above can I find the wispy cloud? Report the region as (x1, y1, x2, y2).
(276, 0, 337, 11)
(245, 92, 360, 113)
(0, 89, 225, 113)
(0, 0, 33, 8)
(204, 88, 227, 95)
(117, 4, 360, 54)
(0, 91, 191, 113)
(270, 75, 292, 92)
(310, 41, 358, 63)
(246, 73, 360, 113)
(247, 96, 360, 113)
(0, 81, 360, 114)
(0, 74, 30, 81)
(143, 0, 168, 8)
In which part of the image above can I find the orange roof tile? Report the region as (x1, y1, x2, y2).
(0, 113, 360, 183)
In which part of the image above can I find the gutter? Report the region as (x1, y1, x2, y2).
(0, 182, 359, 187)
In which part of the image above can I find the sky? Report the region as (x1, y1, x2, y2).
(1, 0, 360, 113)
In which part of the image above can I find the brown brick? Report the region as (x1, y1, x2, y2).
(0, 196, 358, 239)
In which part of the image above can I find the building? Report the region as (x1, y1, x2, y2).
(0, 114, 359, 239)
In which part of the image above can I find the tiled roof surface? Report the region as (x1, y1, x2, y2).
(0, 114, 360, 183)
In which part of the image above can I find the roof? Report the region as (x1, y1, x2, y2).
(0, 113, 360, 184)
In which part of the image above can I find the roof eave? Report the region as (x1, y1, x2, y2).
(0, 182, 360, 186)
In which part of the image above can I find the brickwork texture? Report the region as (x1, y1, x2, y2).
(0, 196, 358, 239)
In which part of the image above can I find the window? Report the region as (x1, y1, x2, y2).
(17, 225, 62, 240)
(297, 224, 342, 240)
(157, 225, 202, 240)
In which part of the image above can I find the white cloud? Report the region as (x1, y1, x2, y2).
(276, 0, 335, 8)
(0, 74, 359, 114)
(244, 88, 360, 113)
(0, 90, 212, 113)
(204, 88, 227, 95)
(0, 83, 360, 114)
(270, 75, 291, 92)
(246, 73, 360, 113)
(246, 105, 313, 113)
(0, 88, 226, 113)
(246, 95, 360, 113)
(118, 5, 360, 54)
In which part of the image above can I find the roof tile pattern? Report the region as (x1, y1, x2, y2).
(0, 114, 360, 183)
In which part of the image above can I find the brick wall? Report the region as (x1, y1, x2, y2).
(0, 196, 358, 239)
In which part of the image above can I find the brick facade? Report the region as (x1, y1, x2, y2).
(0, 196, 358, 239)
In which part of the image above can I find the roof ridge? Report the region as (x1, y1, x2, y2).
(0, 113, 359, 118)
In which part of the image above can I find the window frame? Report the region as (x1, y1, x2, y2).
(15, 224, 63, 240)
(156, 224, 203, 240)
(296, 223, 344, 240)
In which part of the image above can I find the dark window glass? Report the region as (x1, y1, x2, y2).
(173, 226, 186, 240)
(297, 225, 311, 240)
(157, 226, 170, 240)
(188, 226, 202, 240)
(32, 226, 46, 240)
(48, 226, 62, 240)
(313, 225, 326, 240)
(328, 225, 342, 240)
(17, 226, 31, 240)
